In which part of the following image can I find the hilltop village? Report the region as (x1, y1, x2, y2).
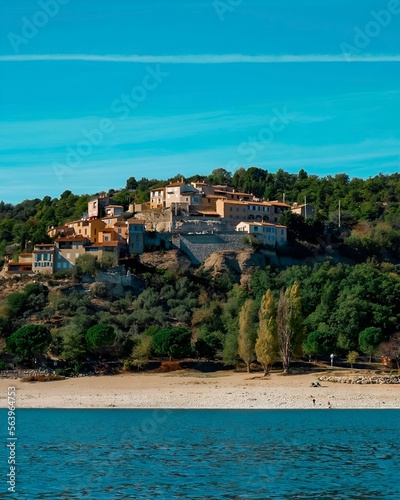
(4, 179, 310, 275)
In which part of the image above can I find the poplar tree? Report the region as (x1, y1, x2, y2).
(277, 281, 304, 373)
(238, 299, 257, 373)
(255, 290, 278, 376)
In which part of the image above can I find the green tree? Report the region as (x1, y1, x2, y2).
(359, 327, 383, 362)
(221, 285, 247, 366)
(100, 252, 117, 269)
(75, 254, 100, 277)
(126, 176, 138, 190)
(152, 327, 193, 359)
(6, 324, 52, 362)
(238, 299, 257, 373)
(303, 326, 337, 359)
(346, 350, 359, 368)
(6, 292, 28, 317)
(130, 335, 153, 370)
(85, 324, 116, 354)
(255, 290, 278, 376)
(60, 324, 87, 362)
(277, 281, 304, 373)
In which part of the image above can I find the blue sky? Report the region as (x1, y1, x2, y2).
(1, 0, 399, 203)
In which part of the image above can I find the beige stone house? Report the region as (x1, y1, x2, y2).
(236, 221, 287, 246)
(32, 244, 55, 274)
(5, 253, 33, 275)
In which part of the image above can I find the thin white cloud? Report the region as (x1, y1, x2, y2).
(1, 54, 400, 63)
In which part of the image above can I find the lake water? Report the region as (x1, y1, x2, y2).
(1, 409, 399, 499)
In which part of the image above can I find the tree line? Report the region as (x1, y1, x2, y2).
(1, 167, 400, 264)
(1, 258, 399, 373)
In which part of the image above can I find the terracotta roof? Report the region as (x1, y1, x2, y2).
(216, 200, 253, 206)
(33, 249, 54, 253)
(269, 202, 290, 207)
(19, 253, 32, 257)
(223, 191, 254, 197)
(56, 236, 88, 242)
(217, 199, 289, 208)
(165, 182, 183, 187)
(126, 219, 145, 225)
(87, 241, 120, 248)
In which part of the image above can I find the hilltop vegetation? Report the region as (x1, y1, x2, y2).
(0, 257, 399, 374)
(1, 167, 400, 373)
(1, 168, 400, 263)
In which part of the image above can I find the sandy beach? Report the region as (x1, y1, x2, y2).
(1, 370, 399, 409)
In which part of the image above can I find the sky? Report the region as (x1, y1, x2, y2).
(0, 0, 400, 204)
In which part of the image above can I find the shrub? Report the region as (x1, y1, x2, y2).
(21, 374, 65, 382)
(158, 361, 182, 372)
(152, 327, 193, 359)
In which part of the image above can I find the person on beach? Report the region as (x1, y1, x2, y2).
(313, 398, 316, 407)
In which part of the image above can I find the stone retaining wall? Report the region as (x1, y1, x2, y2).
(0, 369, 47, 379)
(177, 233, 247, 265)
(319, 374, 400, 384)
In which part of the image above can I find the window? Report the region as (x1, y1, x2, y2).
(104, 236, 109, 242)
(66, 252, 71, 259)
(118, 228, 122, 233)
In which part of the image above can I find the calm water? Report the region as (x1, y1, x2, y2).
(1, 409, 399, 499)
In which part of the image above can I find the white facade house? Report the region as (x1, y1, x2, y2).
(236, 221, 287, 245)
